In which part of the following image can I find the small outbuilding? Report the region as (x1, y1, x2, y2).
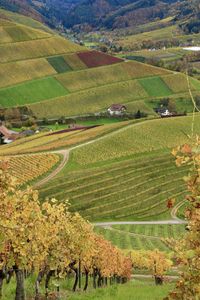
(107, 104, 127, 116)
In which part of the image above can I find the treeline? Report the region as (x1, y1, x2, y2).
(0, 161, 132, 300)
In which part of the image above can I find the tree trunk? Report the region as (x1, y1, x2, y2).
(72, 268, 78, 292)
(6, 269, 14, 284)
(15, 269, 25, 300)
(0, 270, 5, 298)
(35, 270, 45, 300)
(97, 271, 102, 288)
(45, 270, 54, 297)
(69, 262, 78, 292)
(154, 275, 163, 285)
(83, 269, 89, 291)
(78, 259, 81, 289)
(93, 269, 97, 289)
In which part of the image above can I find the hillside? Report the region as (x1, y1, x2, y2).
(0, 9, 200, 121)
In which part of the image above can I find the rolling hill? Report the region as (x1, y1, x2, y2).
(0, 8, 198, 258)
(0, 8, 200, 121)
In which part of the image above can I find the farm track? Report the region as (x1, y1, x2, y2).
(33, 150, 69, 188)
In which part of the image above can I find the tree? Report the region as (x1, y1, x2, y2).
(166, 139, 200, 299)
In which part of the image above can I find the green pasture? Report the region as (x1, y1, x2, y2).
(47, 56, 72, 73)
(4, 25, 50, 42)
(0, 77, 68, 107)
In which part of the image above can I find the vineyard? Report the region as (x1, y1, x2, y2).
(0, 121, 131, 155)
(94, 224, 186, 252)
(0, 163, 133, 300)
(70, 115, 200, 165)
(0, 17, 200, 118)
(39, 150, 189, 221)
(1, 153, 60, 185)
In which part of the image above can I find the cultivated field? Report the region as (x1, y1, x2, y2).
(0, 121, 131, 155)
(0, 58, 57, 88)
(70, 115, 200, 165)
(94, 224, 186, 251)
(2, 153, 60, 185)
(0, 77, 68, 107)
(39, 149, 189, 221)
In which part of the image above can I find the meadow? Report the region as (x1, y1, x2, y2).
(56, 61, 169, 92)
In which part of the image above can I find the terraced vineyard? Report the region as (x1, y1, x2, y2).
(94, 224, 186, 252)
(39, 151, 189, 221)
(2, 153, 60, 185)
(0, 121, 131, 155)
(71, 115, 200, 165)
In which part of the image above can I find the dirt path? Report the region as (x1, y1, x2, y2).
(34, 149, 69, 188)
(171, 200, 186, 221)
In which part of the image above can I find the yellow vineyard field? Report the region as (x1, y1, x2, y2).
(2, 153, 60, 185)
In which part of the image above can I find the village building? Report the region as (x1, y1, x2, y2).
(0, 124, 18, 144)
(154, 108, 172, 117)
(107, 104, 127, 116)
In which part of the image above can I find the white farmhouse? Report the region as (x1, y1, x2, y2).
(107, 104, 127, 116)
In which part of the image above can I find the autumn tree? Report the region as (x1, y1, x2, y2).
(166, 140, 200, 299)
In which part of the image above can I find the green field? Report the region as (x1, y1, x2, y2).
(0, 77, 68, 107)
(4, 24, 50, 42)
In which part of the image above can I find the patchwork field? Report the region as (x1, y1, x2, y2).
(0, 14, 199, 118)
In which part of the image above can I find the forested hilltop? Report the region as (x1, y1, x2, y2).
(0, 0, 199, 33)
